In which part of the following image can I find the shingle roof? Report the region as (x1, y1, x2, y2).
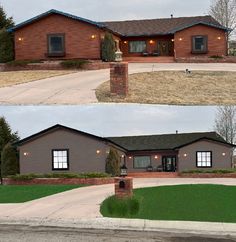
(102, 15, 229, 36)
(106, 132, 231, 151)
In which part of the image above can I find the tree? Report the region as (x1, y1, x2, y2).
(0, 5, 14, 63)
(214, 106, 236, 144)
(105, 148, 120, 176)
(0, 117, 19, 182)
(209, 0, 236, 39)
(101, 32, 116, 62)
(1, 143, 19, 176)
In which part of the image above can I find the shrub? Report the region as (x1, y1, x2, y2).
(101, 195, 140, 217)
(181, 169, 236, 174)
(60, 59, 89, 69)
(0, 30, 14, 63)
(209, 55, 224, 59)
(105, 148, 120, 176)
(6, 60, 42, 66)
(101, 32, 116, 62)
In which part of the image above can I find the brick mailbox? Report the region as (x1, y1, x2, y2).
(114, 177, 133, 199)
(110, 62, 129, 96)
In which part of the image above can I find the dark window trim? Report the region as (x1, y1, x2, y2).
(47, 33, 65, 57)
(196, 151, 212, 168)
(129, 40, 147, 54)
(52, 149, 69, 171)
(133, 155, 151, 169)
(191, 35, 208, 54)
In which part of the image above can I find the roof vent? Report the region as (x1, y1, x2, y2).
(171, 14, 174, 19)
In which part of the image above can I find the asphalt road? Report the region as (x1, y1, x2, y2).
(0, 225, 235, 242)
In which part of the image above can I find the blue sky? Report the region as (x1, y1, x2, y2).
(1, 0, 212, 24)
(0, 105, 217, 139)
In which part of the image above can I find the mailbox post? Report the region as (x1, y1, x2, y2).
(114, 176, 133, 199)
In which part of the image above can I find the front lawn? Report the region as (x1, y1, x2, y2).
(96, 71, 236, 105)
(100, 184, 236, 223)
(0, 70, 75, 87)
(0, 185, 84, 203)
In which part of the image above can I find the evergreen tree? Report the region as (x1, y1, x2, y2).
(105, 148, 120, 176)
(0, 5, 14, 63)
(101, 32, 116, 62)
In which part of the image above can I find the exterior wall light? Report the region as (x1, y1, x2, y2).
(91, 35, 96, 39)
(183, 153, 187, 157)
(128, 156, 132, 159)
(217, 36, 222, 40)
(222, 152, 226, 156)
(171, 39, 175, 42)
(23, 152, 29, 156)
(149, 40, 154, 44)
(179, 38, 183, 41)
(124, 41, 128, 44)
(96, 150, 101, 154)
(18, 37, 23, 41)
(154, 155, 158, 159)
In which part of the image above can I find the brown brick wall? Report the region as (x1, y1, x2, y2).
(114, 177, 133, 198)
(15, 14, 104, 60)
(3, 177, 114, 185)
(174, 25, 227, 58)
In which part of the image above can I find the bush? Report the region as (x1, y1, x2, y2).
(209, 55, 224, 59)
(1, 143, 19, 176)
(181, 169, 236, 174)
(8, 172, 111, 180)
(101, 195, 140, 217)
(0, 30, 14, 63)
(101, 32, 116, 62)
(60, 59, 89, 69)
(6, 60, 42, 66)
(105, 149, 120, 176)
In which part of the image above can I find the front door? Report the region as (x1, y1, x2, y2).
(162, 156, 176, 172)
(158, 41, 171, 56)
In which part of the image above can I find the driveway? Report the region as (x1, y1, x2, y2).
(1, 178, 236, 221)
(0, 63, 236, 105)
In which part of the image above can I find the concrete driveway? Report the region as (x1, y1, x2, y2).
(1, 178, 236, 221)
(0, 63, 236, 105)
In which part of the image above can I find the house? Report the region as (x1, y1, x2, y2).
(8, 9, 230, 61)
(17, 124, 235, 174)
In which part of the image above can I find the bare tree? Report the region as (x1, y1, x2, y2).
(214, 106, 236, 144)
(209, 0, 236, 39)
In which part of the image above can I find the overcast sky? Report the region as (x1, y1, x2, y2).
(0, 104, 218, 140)
(0, 0, 212, 24)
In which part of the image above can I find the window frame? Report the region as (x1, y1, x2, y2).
(133, 155, 151, 169)
(47, 33, 65, 57)
(129, 41, 147, 53)
(192, 35, 208, 54)
(196, 151, 212, 168)
(52, 149, 69, 171)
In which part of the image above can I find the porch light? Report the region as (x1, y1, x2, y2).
(171, 39, 174, 42)
(124, 41, 128, 44)
(91, 35, 96, 39)
(23, 152, 29, 156)
(149, 40, 154, 44)
(121, 155, 125, 158)
(183, 153, 187, 157)
(18, 37, 23, 41)
(128, 156, 132, 159)
(120, 164, 128, 177)
(96, 150, 101, 154)
(154, 155, 158, 159)
(179, 38, 183, 41)
(222, 152, 226, 156)
(217, 36, 222, 40)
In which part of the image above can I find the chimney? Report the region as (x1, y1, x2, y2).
(176, 130, 178, 134)
(171, 14, 173, 19)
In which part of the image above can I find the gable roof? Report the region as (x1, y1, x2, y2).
(8, 9, 104, 33)
(106, 132, 234, 151)
(102, 15, 230, 37)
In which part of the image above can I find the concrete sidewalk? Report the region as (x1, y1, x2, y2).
(0, 63, 235, 105)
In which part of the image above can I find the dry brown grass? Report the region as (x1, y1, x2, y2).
(0, 70, 75, 87)
(96, 71, 236, 105)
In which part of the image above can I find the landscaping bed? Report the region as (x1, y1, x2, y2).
(100, 184, 236, 223)
(96, 71, 236, 105)
(179, 169, 236, 178)
(0, 185, 84, 203)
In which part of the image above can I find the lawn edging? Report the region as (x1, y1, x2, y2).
(3, 177, 115, 186)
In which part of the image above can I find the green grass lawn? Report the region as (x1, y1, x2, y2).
(100, 184, 236, 223)
(0, 185, 84, 203)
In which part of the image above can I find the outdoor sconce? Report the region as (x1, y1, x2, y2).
(18, 37, 23, 41)
(154, 155, 158, 159)
(120, 164, 128, 177)
(124, 41, 128, 44)
(222, 152, 226, 156)
(179, 38, 183, 41)
(128, 156, 132, 159)
(217, 36, 222, 40)
(96, 150, 101, 154)
(183, 153, 187, 157)
(149, 40, 154, 44)
(171, 39, 174, 42)
(23, 152, 29, 156)
(91, 35, 96, 39)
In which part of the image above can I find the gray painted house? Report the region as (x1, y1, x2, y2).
(17, 124, 235, 174)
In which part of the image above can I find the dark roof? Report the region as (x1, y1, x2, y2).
(102, 15, 230, 36)
(106, 132, 233, 151)
(8, 9, 104, 33)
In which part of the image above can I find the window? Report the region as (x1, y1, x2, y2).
(52, 149, 69, 170)
(48, 34, 65, 56)
(129, 41, 147, 53)
(192, 36, 208, 53)
(196, 151, 212, 168)
(133, 156, 151, 169)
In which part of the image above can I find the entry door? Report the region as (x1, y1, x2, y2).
(162, 156, 176, 172)
(158, 41, 170, 56)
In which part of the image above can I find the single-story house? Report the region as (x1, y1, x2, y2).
(8, 9, 230, 61)
(17, 124, 235, 174)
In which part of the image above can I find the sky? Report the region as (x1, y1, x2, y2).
(0, 0, 212, 24)
(0, 104, 217, 140)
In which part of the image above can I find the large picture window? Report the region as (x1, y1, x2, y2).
(196, 151, 212, 168)
(48, 34, 65, 56)
(129, 41, 147, 53)
(133, 156, 151, 169)
(192, 36, 208, 53)
(52, 149, 69, 170)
